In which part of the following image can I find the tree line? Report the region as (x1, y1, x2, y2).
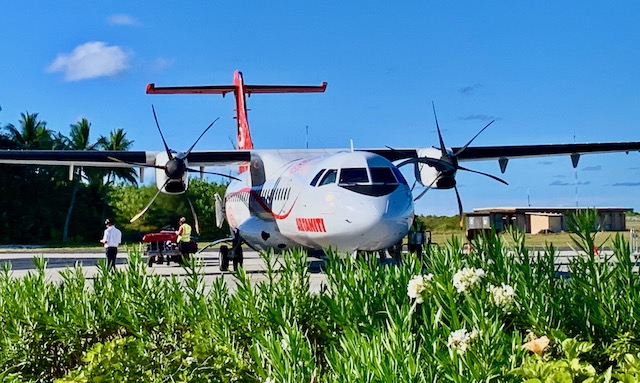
(0, 111, 229, 245)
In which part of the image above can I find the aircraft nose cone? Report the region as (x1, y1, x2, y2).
(344, 197, 412, 251)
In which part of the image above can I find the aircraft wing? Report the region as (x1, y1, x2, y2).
(1, 142, 638, 170)
(450, 142, 640, 161)
(369, 142, 640, 167)
(0, 150, 252, 168)
(0, 150, 155, 168)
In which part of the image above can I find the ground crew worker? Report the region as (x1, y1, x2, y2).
(176, 216, 192, 260)
(100, 218, 122, 271)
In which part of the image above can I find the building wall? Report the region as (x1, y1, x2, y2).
(598, 211, 626, 231)
(530, 215, 563, 234)
(468, 208, 629, 233)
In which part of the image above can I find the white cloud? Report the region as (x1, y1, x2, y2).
(107, 14, 138, 26)
(47, 42, 132, 81)
(151, 57, 176, 71)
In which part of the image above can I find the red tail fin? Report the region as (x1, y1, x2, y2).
(146, 71, 328, 172)
(233, 71, 254, 151)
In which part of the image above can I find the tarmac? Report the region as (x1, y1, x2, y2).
(0, 248, 637, 292)
(0, 248, 329, 293)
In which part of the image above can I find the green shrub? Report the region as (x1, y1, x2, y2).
(0, 210, 637, 382)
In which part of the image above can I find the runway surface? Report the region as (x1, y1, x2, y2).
(0, 249, 329, 292)
(0, 248, 637, 291)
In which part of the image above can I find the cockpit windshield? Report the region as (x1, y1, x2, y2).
(318, 169, 337, 186)
(310, 169, 326, 186)
(391, 167, 408, 185)
(311, 164, 407, 196)
(339, 168, 369, 184)
(370, 167, 397, 184)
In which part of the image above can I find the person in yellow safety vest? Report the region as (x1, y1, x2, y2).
(408, 217, 426, 259)
(176, 216, 192, 259)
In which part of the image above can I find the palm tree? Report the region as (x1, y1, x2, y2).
(99, 128, 137, 186)
(4, 112, 52, 149)
(61, 118, 105, 242)
(1, 112, 59, 242)
(96, 128, 138, 223)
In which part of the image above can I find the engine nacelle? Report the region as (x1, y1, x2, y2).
(155, 151, 189, 195)
(415, 147, 457, 190)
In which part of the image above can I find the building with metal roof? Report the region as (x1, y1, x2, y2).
(465, 207, 632, 237)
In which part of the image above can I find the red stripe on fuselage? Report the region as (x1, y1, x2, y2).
(226, 187, 296, 220)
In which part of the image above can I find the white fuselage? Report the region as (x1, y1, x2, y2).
(224, 150, 414, 252)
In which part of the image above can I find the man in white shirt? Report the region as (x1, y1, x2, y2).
(100, 218, 122, 270)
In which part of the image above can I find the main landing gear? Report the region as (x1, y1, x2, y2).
(219, 232, 244, 272)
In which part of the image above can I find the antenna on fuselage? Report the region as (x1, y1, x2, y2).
(350, 139, 354, 152)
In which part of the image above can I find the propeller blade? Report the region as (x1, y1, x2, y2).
(228, 136, 237, 150)
(413, 187, 428, 202)
(458, 165, 509, 185)
(185, 167, 241, 181)
(413, 176, 440, 202)
(185, 117, 220, 156)
(453, 120, 495, 157)
(152, 105, 173, 160)
(186, 196, 200, 235)
(432, 102, 448, 157)
(454, 185, 464, 229)
(130, 178, 171, 223)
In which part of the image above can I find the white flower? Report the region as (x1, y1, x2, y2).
(264, 378, 275, 383)
(407, 274, 434, 303)
(184, 356, 195, 365)
(447, 328, 479, 355)
(452, 267, 485, 293)
(281, 336, 290, 351)
(488, 283, 516, 310)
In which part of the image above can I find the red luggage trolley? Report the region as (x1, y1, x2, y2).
(142, 230, 181, 266)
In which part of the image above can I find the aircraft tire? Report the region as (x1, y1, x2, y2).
(232, 246, 243, 271)
(219, 245, 229, 271)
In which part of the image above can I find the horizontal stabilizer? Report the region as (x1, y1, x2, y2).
(146, 83, 328, 96)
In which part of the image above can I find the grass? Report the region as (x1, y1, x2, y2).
(0, 210, 638, 382)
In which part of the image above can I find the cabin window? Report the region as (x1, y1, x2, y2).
(310, 169, 326, 186)
(339, 168, 369, 184)
(392, 167, 408, 185)
(319, 169, 337, 186)
(370, 167, 397, 184)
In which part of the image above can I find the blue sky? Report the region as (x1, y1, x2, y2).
(2, 1, 640, 215)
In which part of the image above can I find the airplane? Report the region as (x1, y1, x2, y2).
(2, 70, 640, 271)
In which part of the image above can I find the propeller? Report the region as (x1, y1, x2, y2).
(186, 196, 200, 235)
(124, 105, 240, 232)
(130, 178, 171, 223)
(400, 102, 508, 227)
